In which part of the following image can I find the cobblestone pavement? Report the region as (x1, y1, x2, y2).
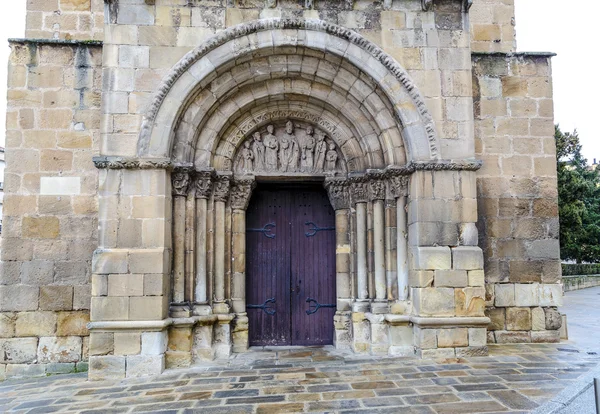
(1, 344, 599, 413)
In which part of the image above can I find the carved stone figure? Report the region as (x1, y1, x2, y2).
(172, 171, 190, 196)
(213, 176, 231, 202)
(325, 141, 338, 171)
(252, 132, 265, 171)
(314, 132, 327, 172)
(301, 125, 315, 172)
(305, 0, 313, 9)
(263, 125, 279, 171)
(230, 179, 256, 210)
(266, 0, 277, 8)
(240, 141, 254, 172)
(279, 136, 299, 172)
(194, 171, 213, 199)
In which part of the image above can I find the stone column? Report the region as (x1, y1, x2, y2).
(389, 175, 409, 302)
(172, 170, 190, 306)
(212, 175, 231, 315)
(351, 180, 369, 311)
(325, 179, 352, 350)
(193, 171, 212, 313)
(229, 178, 256, 352)
(370, 180, 387, 313)
(385, 198, 397, 301)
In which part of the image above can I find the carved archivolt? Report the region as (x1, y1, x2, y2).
(234, 120, 345, 176)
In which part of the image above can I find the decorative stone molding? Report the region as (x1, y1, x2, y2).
(230, 178, 256, 210)
(411, 159, 482, 171)
(213, 175, 231, 203)
(324, 179, 351, 211)
(138, 18, 438, 160)
(93, 156, 175, 170)
(387, 175, 409, 199)
(194, 170, 214, 200)
(422, 0, 473, 11)
(172, 171, 190, 197)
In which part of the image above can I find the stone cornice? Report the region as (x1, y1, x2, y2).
(8, 38, 103, 47)
(471, 51, 557, 59)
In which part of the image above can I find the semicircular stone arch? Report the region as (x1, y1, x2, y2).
(138, 19, 440, 166)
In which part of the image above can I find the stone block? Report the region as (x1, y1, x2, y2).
(539, 284, 563, 307)
(40, 286, 74, 311)
(410, 246, 451, 270)
(412, 288, 455, 317)
(514, 283, 539, 307)
(0, 285, 39, 312)
(452, 247, 484, 270)
(0, 261, 20, 285)
(5, 364, 45, 379)
(141, 331, 168, 355)
(89, 332, 114, 356)
(506, 307, 532, 331)
(114, 332, 141, 356)
(165, 351, 192, 369)
(15, 311, 58, 337)
(531, 307, 545, 331)
(531, 330, 560, 343)
(468, 328, 487, 347)
(467, 270, 485, 287)
(38, 336, 82, 363)
(0, 363, 5, 381)
(414, 327, 437, 349)
(168, 327, 193, 352)
(455, 346, 488, 358)
(129, 296, 168, 321)
(434, 270, 467, 287)
(544, 308, 562, 330)
(455, 287, 485, 317)
(92, 274, 108, 296)
(494, 284, 514, 307)
(46, 362, 76, 375)
(143, 273, 167, 296)
(486, 308, 505, 331)
(129, 249, 168, 274)
(437, 328, 468, 348)
(126, 354, 164, 378)
(419, 348, 456, 359)
(108, 274, 144, 297)
(494, 330, 531, 344)
(92, 250, 128, 274)
(54, 261, 89, 285)
(57, 311, 90, 336)
(2, 338, 38, 363)
(20, 260, 54, 285)
(73, 285, 91, 311)
(0, 313, 16, 338)
(526, 239, 560, 260)
(90, 297, 129, 321)
(89, 355, 125, 381)
(409, 270, 434, 288)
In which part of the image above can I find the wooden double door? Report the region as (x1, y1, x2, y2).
(246, 185, 336, 346)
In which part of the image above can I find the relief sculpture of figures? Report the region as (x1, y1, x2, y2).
(280, 121, 299, 172)
(263, 124, 279, 171)
(301, 125, 315, 172)
(240, 141, 254, 172)
(314, 132, 327, 172)
(252, 131, 265, 170)
(325, 140, 338, 171)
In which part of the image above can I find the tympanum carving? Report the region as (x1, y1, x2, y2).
(234, 120, 344, 175)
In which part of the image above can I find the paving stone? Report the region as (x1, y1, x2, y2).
(488, 389, 538, 410)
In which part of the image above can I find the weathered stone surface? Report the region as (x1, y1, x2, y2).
(1, 338, 38, 363)
(15, 311, 58, 337)
(544, 308, 562, 330)
(0, 286, 39, 311)
(455, 287, 485, 317)
(88, 332, 114, 356)
(0, 313, 16, 338)
(40, 286, 74, 311)
(114, 332, 141, 355)
(437, 328, 468, 348)
(412, 288, 455, 317)
(38, 336, 82, 363)
(57, 311, 90, 336)
(506, 307, 531, 331)
(494, 330, 531, 344)
(531, 307, 545, 331)
(88, 355, 126, 380)
(126, 355, 164, 378)
(486, 307, 505, 331)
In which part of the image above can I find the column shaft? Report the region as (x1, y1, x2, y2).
(231, 209, 246, 314)
(373, 199, 386, 300)
(195, 198, 208, 303)
(356, 202, 368, 300)
(385, 200, 397, 300)
(397, 196, 409, 301)
(172, 196, 186, 303)
(214, 200, 226, 305)
(335, 209, 351, 304)
(184, 194, 195, 302)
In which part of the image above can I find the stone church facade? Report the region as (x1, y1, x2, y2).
(0, 0, 562, 380)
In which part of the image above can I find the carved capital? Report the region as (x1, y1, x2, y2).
(213, 175, 231, 203)
(350, 179, 369, 204)
(369, 180, 386, 201)
(230, 179, 256, 210)
(324, 179, 350, 210)
(422, 0, 433, 11)
(194, 171, 213, 199)
(172, 171, 190, 197)
(387, 175, 409, 199)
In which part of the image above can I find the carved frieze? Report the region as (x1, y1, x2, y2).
(213, 176, 231, 203)
(172, 171, 190, 197)
(324, 179, 350, 211)
(369, 180, 386, 201)
(350, 179, 369, 204)
(387, 175, 409, 199)
(234, 120, 343, 175)
(230, 179, 256, 210)
(194, 171, 213, 199)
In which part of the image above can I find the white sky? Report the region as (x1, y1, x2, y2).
(0, 1, 598, 161)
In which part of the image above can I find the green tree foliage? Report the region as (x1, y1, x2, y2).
(556, 125, 600, 262)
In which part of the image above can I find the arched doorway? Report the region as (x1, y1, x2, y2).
(246, 184, 336, 346)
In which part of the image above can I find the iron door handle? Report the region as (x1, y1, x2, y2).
(247, 298, 276, 315)
(305, 297, 336, 315)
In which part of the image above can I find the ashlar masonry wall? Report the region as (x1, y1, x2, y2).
(0, 41, 102, 379)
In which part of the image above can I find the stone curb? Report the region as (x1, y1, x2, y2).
(533, 359, 600, 414)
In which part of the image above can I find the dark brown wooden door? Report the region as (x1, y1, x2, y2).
(246, 186, 336, 346)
